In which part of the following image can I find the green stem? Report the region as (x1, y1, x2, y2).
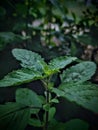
(45, 89, 49, 130)
(42, 78, 50, 130)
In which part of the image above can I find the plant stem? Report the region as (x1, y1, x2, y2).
(45, 89, 49, 130)
(42, 78, 50, 130)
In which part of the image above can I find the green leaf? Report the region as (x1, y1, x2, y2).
(61, 61, 96, 83)
(28, 118, 43, 127)
(12, 49, 77, 76)
(48, 107, 56, 121)
(13, 22, 26, 32)
(70, 42, 77, 56)
(0, 68, 42, 87)
(63, 119, 89, 130)
(0, 32, 27, 51)
(59, 82, 98, 113)
(50, 98, 59, 103)
(0, 103, 30, 130)
(43, 103, 50, 111)
(38, 95, 46, 104)
(48, 56, 77, 72)
(43, 107, 56, 122)
(12, 48, 47, 73)
(78, 34, 98, 46)
(48, 119, 63, 130)
(30, 108, 40, 114)
(51, 87, 65, 97)
(49, 0, 68, 14)
(16, 88, 42, 108)
(48, 119, 89, 130)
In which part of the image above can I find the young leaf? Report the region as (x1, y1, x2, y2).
(48, 119, 89, 130)
(48, 107, 56, 121)
(16, 88, 42, 108)
(51, 87, 65, 97)
(50, 98, 59, 103)
(12, 49, 60, 76)
(59, 82, 98, 113)
(43, 107, 56, 123)
(0, 68, 42, 87)
(48, 56, 77, 72)
(43, 103, 50, 111)
(61, 61, 96, 83)
(0, 103, 30, 130)
(12, 48, 47, 72)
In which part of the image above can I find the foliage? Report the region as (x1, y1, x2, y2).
(59, 83, 98, 113)
(60, 61, 96, 83)
(0, 103, 30, 130)
(12, 48, 47, 71)
(0, 68, 42, 87)
(0, 32, 30, 51)
(0, 48, 97, 130)
(0, 0, 98, 60)
(0, 0, 98, 130)
(16, 88, 42, 108)
(48, 119, 89, 130)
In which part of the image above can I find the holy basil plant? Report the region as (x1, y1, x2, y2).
(0, 48, 98, 130)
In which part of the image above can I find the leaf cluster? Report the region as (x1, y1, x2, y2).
(0, 48, 98, 130)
